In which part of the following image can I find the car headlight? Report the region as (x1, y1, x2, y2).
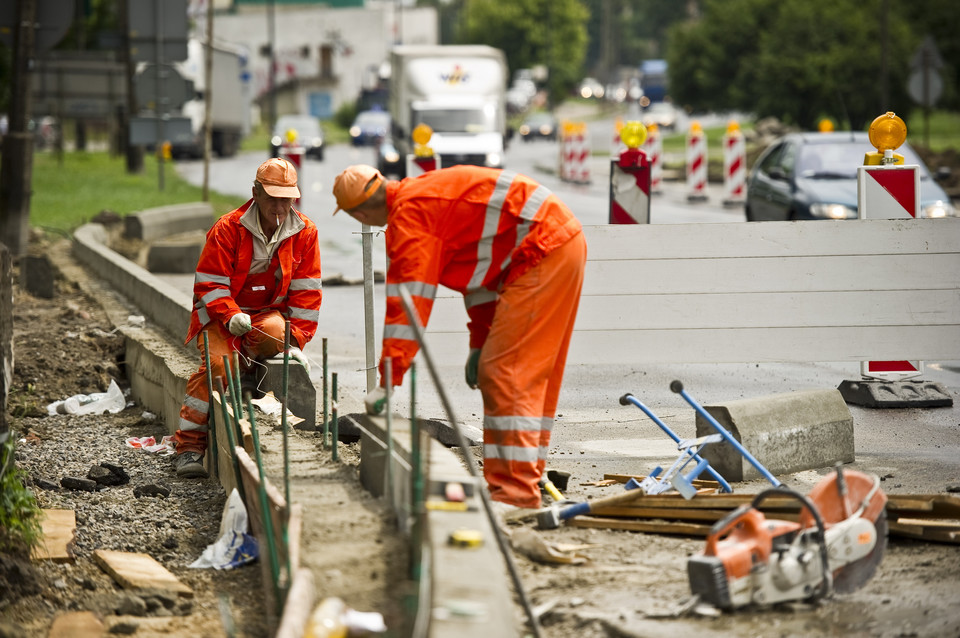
(809, 203, 857, 220)
(349, 126, 361, 138)
(519, 125, 531, 135)
(921, 199, 958, 218)
(270, 135, 282, 147)
(485, 152, 502, 168)
(311, 137, 323, 147)
(383, 149, 400, 163)
(539, 124, 553, 135)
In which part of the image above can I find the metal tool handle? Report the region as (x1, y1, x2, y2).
(670, 381, 781, 488)
(620, 393, 733, 493)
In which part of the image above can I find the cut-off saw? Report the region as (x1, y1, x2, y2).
(687, 466, 887, 609)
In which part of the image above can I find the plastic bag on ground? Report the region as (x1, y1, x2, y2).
(46, 379, 126, 416)
(189, 488, 259, 570)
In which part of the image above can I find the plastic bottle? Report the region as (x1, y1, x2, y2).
(304, 597, 347, 638)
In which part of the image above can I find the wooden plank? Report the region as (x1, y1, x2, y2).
(580, 218, 960, 260)
(568, 516, 714, 536)
(93, 549, 192, 597)
(32, 509, 76, 563)
(889, 519, 960, 544)
(582, 254, 960, 296)
(48, 611, 103, 638)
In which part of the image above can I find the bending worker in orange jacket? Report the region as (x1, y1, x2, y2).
(332, 164, 586, 511)
(174, 158, 323, 478)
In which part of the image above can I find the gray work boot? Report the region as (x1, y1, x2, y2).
(174, 451, 208, 479)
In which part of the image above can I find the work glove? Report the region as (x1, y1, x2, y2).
(228, 312, 252, 336)
(288, 347, 310, 373)
(364, 386, 391, 415)
(464, 348, 481, 389)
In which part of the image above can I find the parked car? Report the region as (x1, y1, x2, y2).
(518, 112, 557, 142)
(270, 114, 324, 160)
(745, 131, 957, 221)
(640, 102, 679, 131)
(349, 110, 391, 146)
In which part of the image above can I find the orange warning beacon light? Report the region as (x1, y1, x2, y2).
(864, 112, 906, 166)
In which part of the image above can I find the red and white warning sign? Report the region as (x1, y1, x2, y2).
(857, 165, 920, 219)
(861, 360, 923, 382)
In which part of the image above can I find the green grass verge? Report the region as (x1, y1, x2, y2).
(28, 151, 247, 233)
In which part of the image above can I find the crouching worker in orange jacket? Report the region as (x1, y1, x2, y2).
(332, 164, 586, 512)
(174, 158, 323, 478)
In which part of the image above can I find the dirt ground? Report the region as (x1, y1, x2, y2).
(3, 231, 960, 638)
(0, 233, 409, 637)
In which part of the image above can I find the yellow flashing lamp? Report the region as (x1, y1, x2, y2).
(647, 122, 659, 136)
(285, 128, 299, 144)
(689, 120, 703, 135)
(620, 121, 647, 149)
(412, 123, 434, 158)
(725, 120, 741, 136)
(864, 112, 906, 166)
(818, 118, 835, 133)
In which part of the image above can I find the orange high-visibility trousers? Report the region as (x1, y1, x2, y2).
(174, 310, 287, 454)
(479, 232, 587, 508)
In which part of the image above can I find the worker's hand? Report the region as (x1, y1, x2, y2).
(464, 348, 481, 389)
(288, 347, 310, 373)
(228, 313, 252, 336)
(364, 386, 391, 415)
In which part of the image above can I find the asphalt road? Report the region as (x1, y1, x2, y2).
(171, 141, 960, 496)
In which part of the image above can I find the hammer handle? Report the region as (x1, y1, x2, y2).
(559, 487, 645, 522)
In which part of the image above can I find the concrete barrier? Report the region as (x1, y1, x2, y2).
(695, 388, 854, 482)
(123, 202, 215, 243)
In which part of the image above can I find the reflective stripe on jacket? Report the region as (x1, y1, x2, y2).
(381, 166, 582, 384)
(185, 199, 323, 349)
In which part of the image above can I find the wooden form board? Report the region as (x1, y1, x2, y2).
(32, 509, 76, 563)
(93, 549, 193, 596)
(425, 218, 960, 364)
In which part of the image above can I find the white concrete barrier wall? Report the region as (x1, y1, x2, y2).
(425, 218, 960, 365)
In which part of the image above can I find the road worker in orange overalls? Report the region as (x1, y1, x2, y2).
(174, 158, 323, 478)
(332, 164, 586, 512)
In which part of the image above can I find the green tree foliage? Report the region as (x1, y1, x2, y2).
(459, 0, 589, 101)
(899, 0, 959, 110)
(667, 0, 924, 130)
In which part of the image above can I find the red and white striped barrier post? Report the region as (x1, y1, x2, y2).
(608, 121, 651, 224)
(560, 121, 590, 185)
(643, 123, 663, 194)
(686, 120, 708, 202)
(856, 111, 922, 383)
(722, 120, 746, 207)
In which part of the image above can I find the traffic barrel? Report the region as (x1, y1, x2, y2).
(722, 120, 746, 207)
(686, 120, 708, 202)
(643, 123, 663, 195)
(609, 121, 651, 224)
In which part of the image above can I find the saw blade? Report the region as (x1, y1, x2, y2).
(832, 508, 888, 593)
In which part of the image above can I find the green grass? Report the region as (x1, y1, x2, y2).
(28, 151, 247, 233)
(905, 110, 960, 151)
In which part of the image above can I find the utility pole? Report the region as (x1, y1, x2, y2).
(202, 0, 214, 202)
(120, 0, 144, 174)
(0, 0, 38, 258)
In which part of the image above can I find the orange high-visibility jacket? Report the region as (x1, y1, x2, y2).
(185, 199, 323, 349)
(380, 166, 582, 385)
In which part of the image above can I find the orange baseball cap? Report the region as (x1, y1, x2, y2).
(256, 157, 300, 198)
(333, 165, 384, 214)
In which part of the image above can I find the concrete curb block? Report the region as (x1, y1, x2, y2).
(351, 412, 518, 637)
(124, 202, 215, 242)
(695, 388, 855, 482)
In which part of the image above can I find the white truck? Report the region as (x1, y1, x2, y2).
(381, 45, 508, 178)
(169, 38, 248, 158)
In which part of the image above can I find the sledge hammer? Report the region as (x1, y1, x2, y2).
(536, 486, 647, 530)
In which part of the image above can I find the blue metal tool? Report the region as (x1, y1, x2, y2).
(670, 380, 781, 488)
(620, 393, 733, 494)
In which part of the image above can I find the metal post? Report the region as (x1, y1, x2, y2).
(322, 337, 329, 448)
(331, 372, 339, 462)
(361, 223, 378, 391)
(153, 0, 165, 191)
(202, 0, 214, 201)
(384, 357, 393, 504)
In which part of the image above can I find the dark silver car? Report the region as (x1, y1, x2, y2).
(745, 131, 956, 221)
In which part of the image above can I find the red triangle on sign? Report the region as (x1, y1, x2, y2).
(866, 168, 917, 217)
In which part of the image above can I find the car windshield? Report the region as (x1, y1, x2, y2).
(274, 116, 319, 137)
(414, 106, 498, 134)
(356, 112, 390, 127)
(797, 141, 930, 179)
